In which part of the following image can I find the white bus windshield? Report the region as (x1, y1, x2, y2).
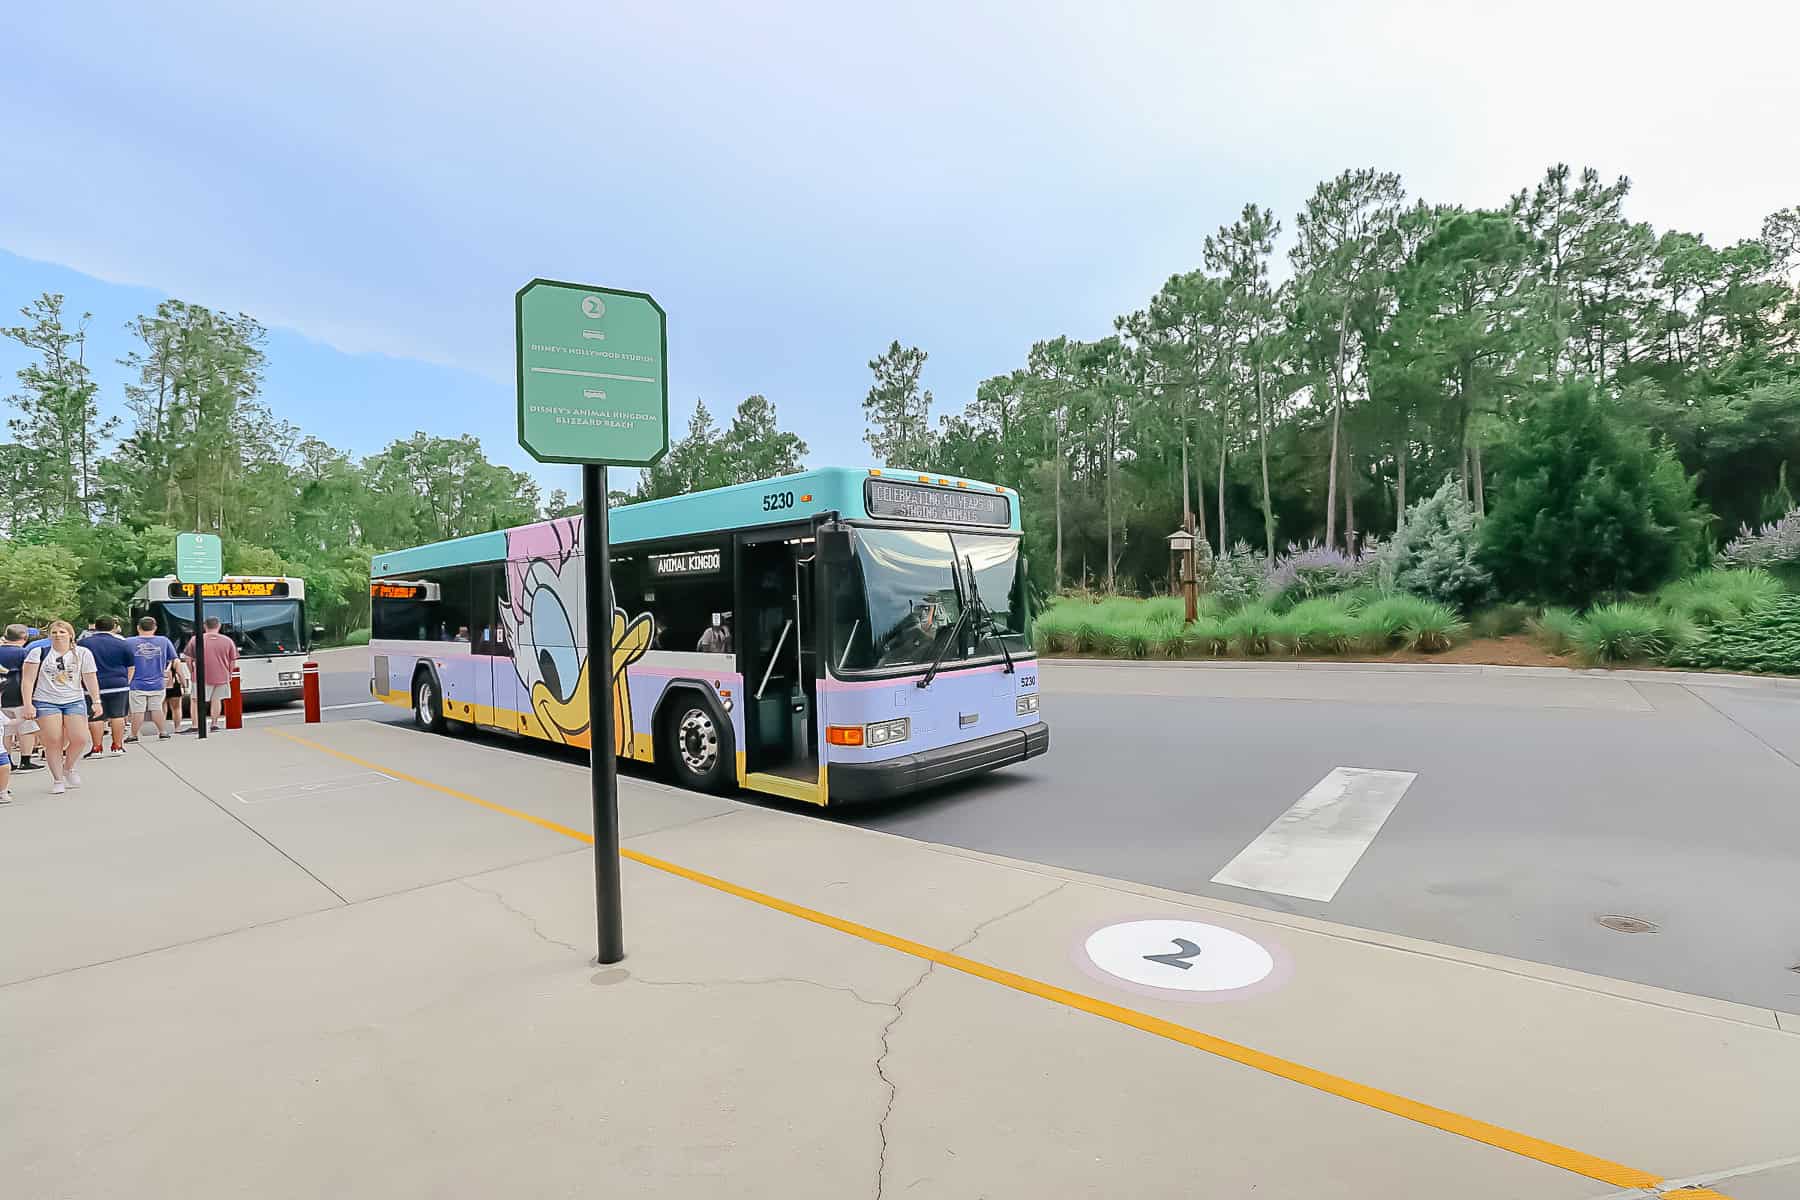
(829, 528, 1031, 673)
(157, 600, 306, 656)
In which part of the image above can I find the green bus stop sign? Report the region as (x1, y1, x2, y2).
(516, 279, 669, 466)
(175, 532, 223, 585)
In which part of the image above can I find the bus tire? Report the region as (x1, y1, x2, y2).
(662, 693, 734, 795)
(412, 670, 447, 734)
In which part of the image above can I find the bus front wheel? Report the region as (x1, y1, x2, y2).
(413, 673, 447, 734)
(664, 699, 733, 794)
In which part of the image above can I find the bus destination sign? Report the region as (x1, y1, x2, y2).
(651, 549, 722, 578)
(865, 480, 1010, 527)
(171, 580, 289, 599)
(370, 582, 427, 600)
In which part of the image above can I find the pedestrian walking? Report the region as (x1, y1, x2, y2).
(164, 647, 190, 734)
(79, 617, 135, 756)
(126, 616, 181, 742)
(0, 623, 41, 771)
(182, 616, 238, 732)
(19, 620, 102, 794)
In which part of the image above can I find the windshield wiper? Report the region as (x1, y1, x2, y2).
(961, 554, 1016, 674)
(917, 603, 970, 689)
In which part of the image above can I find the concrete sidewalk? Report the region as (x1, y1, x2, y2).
(2, 723, 1796, 1198)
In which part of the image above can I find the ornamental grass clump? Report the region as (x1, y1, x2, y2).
(1528, 606, 1583, 656)
(1658, 567, 1782, 625)
(1668, 595, 1800, 675)
(1278, 595, 1361, 654)
(1572, 603, 1694, 665)
(1182, 616, 1230, 657)
(1223, 602, 1283, 656)
(1354, 593, 1466, 653)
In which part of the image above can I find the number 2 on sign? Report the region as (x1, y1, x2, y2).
(1143, 938, 1203, 970)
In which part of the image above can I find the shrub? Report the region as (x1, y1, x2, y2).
(1718, 507, 1800, 570)
(1031, 604, 1081, 654)
(1279, 595, 1361, 654)
(1470, 603, 1533, 639)
(1668, 595, 1800, 675)
(1528, 606, 1583, 656)
(1223, 602, 1283, 655)
(1266, 542, 1374, 606)
(1479, 379, 1708, 607)
(1210, 541, 1270, 611)
(339, 628, 371, 647)
(1378, 479, 1494, 612)
(1354, 593, 1466, 653)
(1657, 568, 1782, 626)
(1182, 616, 1230, 657)
(1571, 603, 1695, 665)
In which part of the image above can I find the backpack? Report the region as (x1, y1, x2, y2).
(0, 661, 20, 708)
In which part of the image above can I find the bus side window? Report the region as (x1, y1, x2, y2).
(471, 565, 508, 656)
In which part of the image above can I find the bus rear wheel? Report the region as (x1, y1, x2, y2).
(413, 673, 446, 734)
(664, 700, 733, 794)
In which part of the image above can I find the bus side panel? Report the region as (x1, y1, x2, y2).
(371, 645, 420, 708)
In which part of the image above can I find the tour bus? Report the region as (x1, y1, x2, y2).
(368, 467, 1048, 805)
(131, 575, 318, 703)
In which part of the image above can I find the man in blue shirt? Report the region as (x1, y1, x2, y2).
(125, 616, 181, 742)
(78, 617, 136, 756)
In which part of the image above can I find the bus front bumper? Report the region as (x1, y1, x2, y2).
(827, 722, 1049, 804)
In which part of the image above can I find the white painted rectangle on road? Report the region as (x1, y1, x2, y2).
(1211, 767, 1418, 902)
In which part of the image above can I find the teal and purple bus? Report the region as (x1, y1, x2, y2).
(368, 467, 1047, 805)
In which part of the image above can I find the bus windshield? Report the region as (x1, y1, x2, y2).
(157, 600, 307, 656)
(829, 527, 1030, 673)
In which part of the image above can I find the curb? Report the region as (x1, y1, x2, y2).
(1040, 656, 1800, 693)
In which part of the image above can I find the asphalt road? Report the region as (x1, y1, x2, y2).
(280, 650, 1800, 1013)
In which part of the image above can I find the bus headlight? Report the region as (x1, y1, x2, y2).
(865, 717, 910, 746)
(1016, 694, 1039, 716)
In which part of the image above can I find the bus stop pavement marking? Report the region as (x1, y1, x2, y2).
(266, 726, 1715, 1198)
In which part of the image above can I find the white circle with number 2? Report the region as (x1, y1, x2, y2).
(1085, 919, 1276, 993)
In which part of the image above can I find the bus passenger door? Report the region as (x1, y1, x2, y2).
(737, 530, 819, 798)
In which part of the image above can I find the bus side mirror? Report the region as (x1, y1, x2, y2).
(818, 528, 853, 565)
(311, 625, 326, 641)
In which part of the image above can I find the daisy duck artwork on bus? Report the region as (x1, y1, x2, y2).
(499, 516, 652, 753)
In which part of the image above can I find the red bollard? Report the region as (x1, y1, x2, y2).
(302, 660, 321, 723)
(226, 668, 244, 730)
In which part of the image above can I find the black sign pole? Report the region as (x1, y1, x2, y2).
(193, 589, 207, 741)
(584, 463, 624, 964)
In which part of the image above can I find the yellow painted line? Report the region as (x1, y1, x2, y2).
(267, 727, 1691, 1196)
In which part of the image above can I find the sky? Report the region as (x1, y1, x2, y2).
(4, 1, 1797, 497)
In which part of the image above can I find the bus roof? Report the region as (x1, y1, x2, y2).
(370, 466, 1020, 576)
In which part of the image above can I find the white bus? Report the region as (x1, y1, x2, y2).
(131, 575, 319, 703)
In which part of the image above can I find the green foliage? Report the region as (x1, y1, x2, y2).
(1470, 603, 1533, 638)
(1528, 606, 1583, 655)
(337, 628, 371, 647)
(1278, 595, 1360, 654)
(1656, 568, 1781, 625)
(1223, 603, 1282, 655)
(1355, 593, 1466, 652)
(1210, 541, 1269, 611)
(1571, 603, 1695, 665)
(635, 394, 809, 501)
(1479, 380, 1707, 606)
(0, 543, 82, 626)
(1668, 596, 1800, 674)
(1379, 479, 1494, 612)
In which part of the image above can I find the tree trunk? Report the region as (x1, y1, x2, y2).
(1053, 412, 1064, 591)
(1324, 298, 1351, 549)
(1104, 401, 1116, 593)
(1256, 358, 1274, 560)
(1342, 432, 1357, 555)
(1188, 424, 1209, 553)
(1395, 417, 1408, 531)
(1471, 440, 1486, 516)
(1217, 399, 1228, 556)
(1180, 424, 1191, 529)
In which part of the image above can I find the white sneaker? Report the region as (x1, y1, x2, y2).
(0, 790, 11, 804)
(67, 772, 83, 788)
(107, 748, 126, 757)
(51, 780, 66, 795)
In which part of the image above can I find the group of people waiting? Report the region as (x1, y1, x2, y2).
(0, 615, 240, 801)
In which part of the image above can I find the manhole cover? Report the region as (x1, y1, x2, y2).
(1596, 914, 1659, 934)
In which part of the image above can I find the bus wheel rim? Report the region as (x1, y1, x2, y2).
(678, 709, 717, 773)
(418, 682, 432, 724)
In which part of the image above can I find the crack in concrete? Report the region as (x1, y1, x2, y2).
(632, 974, 890, 1009)
(871, 881, 1068, 1200)
(459, 880, 585, 956)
